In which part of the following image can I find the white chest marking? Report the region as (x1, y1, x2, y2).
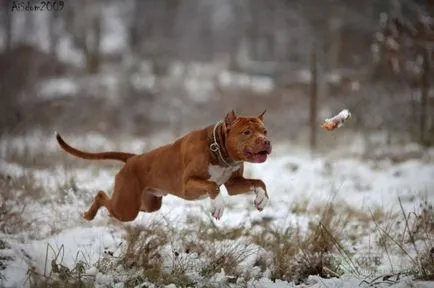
(207, 164, 240, 186)
(146, 188, 169, 197)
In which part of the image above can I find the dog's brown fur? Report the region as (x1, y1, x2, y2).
(56, 110, 272, 222)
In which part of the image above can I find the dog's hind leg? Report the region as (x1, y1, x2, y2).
(83, 191, 113, 221)
(83, 166, 142, 222)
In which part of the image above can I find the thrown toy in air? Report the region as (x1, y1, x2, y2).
(321, 109, 351, 131)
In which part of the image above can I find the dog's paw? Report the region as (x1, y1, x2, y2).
(83, 211, 92, 221)
(210, 193, 225, 220)
(253, 187, 268, 211)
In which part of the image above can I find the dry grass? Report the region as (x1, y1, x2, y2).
(104, 206, 350, 286)
(0, 168, 83, 237)
(412, 201, 434, 280)
(412, 200, 434, 239)
(0, 240, 10, 281)
(111, 219, 256, 287)
(371, 198, 434, 281)
(25, 244, 94, 288)
(291, 197, 392, 246)
(0, 172, 45, 234)
(251, 204, 346, 284)
(122, 223, 169, 270)
(90, 199, 426, 286)
(114, 222, 196, 288)
(403, 199, 434, 280)
(3, 192, 433, 286)
(188, 215, 247, 242)
(290, 197, 310, 214)
(418, 247, 434, 281)
(200, 241, 256, 279)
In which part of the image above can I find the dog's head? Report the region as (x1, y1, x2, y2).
(223, 110, 272, 163)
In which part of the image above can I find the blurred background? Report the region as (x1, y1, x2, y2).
(0, 0, 433, 157)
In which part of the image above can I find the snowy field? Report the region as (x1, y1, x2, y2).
(0, 134, 434, 287)
(0, 131, 433, 288)
(1, 1, 433, 287)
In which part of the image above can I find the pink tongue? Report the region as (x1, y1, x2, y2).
(252, 153, 267, 163)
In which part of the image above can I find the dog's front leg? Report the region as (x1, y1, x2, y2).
(184, 178, 224, 220)
(225, 177, 269, 211)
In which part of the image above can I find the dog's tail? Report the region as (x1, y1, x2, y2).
(56, 132, 136, 163)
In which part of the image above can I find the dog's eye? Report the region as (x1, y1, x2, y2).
(243, 130, 252, 136)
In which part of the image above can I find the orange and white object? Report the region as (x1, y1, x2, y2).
(321, 109, 351, 131)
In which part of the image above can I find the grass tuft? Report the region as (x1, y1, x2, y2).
(25, 244, 94, 288)
(250, 204, 348, 284)
(371, 198, 434, 280)
(0, 172, 45, 234)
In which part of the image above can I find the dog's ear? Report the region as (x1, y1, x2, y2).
(224, 110, 237, 127)
(257, 109, 266, 121)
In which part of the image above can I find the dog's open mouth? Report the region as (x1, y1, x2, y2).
(256, 150, 269, 156)
(245, 148, 271, 163)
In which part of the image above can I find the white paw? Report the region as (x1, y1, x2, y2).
(253, 187, 268, 211)
(210, 193, 225, 220)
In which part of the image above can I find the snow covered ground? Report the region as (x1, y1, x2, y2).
(0, 132, 433, 287)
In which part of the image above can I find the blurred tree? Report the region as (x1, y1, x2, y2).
(65, 0, 103, 74)
(48, 11, 61, 58)
(373, 0, 434, 145)
(327, 3, 342, 71)
(309, 45, 318, 153)
(127, 0, 181, 76)
(1, 1, 12, 52)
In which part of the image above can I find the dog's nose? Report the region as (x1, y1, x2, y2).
(257, 137, 271, 146)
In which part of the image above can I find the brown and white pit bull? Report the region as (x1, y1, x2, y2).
(55, 110, 272, 221)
